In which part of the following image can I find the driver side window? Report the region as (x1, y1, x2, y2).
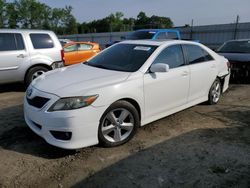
(153, 45, 185, 69)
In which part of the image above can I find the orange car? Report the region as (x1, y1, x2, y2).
(63, 42, 101, 65)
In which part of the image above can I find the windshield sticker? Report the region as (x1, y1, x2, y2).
(149, 31, 156, 34)
(134, 46, 152, 51)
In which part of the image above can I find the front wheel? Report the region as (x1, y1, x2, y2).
(98, 101, 140, 147)
(208, 78, 221, 105)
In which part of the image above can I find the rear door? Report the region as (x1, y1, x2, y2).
(144, 44, 190, 118)
(77, 43, 95, 62)
(0, 33, 28, 83)
(183, 44, 217, 102)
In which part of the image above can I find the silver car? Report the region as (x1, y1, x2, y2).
(0, 29, 64, 86)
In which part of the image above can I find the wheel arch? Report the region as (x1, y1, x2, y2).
(24, 64, 52, 81)
(113, 98, 141, 121)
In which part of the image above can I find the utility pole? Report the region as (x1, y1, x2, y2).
(233, 15, 239, 39)
(190, 19, 194, 40)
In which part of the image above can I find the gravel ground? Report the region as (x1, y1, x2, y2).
(0, 84, 249, 188)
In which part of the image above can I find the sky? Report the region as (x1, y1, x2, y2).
(38, 0, 250, 26)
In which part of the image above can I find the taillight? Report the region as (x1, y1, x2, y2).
(61, 50, 65, 63)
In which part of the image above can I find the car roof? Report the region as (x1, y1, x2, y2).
(136, 29, 179, 33)
(0, 28, 54, 34)
(120, 39, 199, 46)
(64, 41, 99, 47)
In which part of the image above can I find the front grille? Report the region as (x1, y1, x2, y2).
(27, 96, 50, 108)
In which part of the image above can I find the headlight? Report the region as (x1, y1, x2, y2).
(51, 61, 64, 69)
(48, 95, 98, 112)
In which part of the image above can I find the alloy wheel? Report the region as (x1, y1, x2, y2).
(101, 108, 135, 143)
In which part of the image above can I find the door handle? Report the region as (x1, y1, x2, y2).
(17, 54, 26, 58)
(181, 71, 189, 76)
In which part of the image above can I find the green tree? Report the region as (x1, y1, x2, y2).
(6, 2, 19, 28)
(150, 15, 173, 28)
(135, 11, 150, 29)
(0, 0, 7, 28)
(15, 0, 50, 29)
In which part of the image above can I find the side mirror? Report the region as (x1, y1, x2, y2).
(150, 63, 169, 73)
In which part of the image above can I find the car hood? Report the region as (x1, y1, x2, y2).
(32, 64, 131, 97)
(219, 52, 250, 62)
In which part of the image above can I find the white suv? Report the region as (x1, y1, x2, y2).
(0, 29, 64, 85)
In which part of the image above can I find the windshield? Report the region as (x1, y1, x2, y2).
(87, 43, 157, 72)
(126, 31, 156, 40)
(217, 40, 250, 53)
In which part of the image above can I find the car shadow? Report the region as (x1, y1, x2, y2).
(0, 105, 76, 159)
(0, 83, 26, 93)
(72, 112, 250, 188)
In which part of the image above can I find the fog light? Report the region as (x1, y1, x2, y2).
(50, 131, 72, 141)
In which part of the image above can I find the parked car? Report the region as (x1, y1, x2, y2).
(59, 38, 74, 46)
(105, 29, 181, 48)
(24, 40, 230, 149)
(0, 29, 64, 86)
(64, 42, 101, 66)
(217, 39, 250, 83)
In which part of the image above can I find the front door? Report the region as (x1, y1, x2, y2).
(144, 44, 190, 118)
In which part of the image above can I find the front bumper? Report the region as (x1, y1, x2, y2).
(23, 88, 106, 149)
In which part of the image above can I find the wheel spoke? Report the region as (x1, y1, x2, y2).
(120, 123, 133, 131)
(114, 128, 122, 141)
(215, 83, 220, 91)
(102, 124, 115, 135)
(119, 110, 129, 122)
(107, 112, 117, 125)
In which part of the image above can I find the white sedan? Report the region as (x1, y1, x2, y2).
(24, 40, 230, 149)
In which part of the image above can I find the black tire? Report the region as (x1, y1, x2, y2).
(208, 78, 221, 105)
(25, 66, 49, 86)
(98, 100, 140, 147)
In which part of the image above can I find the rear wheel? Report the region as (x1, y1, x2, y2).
(208, 78, 221, 105)
(25, 66, 49, 86)
(98, 101, 140, 147)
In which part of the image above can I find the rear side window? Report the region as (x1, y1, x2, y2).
(64, 44, 77, 52)
(153, 45, 185, 69)
(15, 34, 25, 50)
(30, 33, 54, 49)
(184, 44, 213, 64)
(78, 44, 93, 50)
(0, 33, 25, 51)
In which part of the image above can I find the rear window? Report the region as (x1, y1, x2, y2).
(30, 33, 54, 49)
(0, 33, 25, 51)
(156, 32, 178, 40)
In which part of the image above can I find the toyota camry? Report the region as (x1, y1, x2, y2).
(24, 40, 230, 149)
